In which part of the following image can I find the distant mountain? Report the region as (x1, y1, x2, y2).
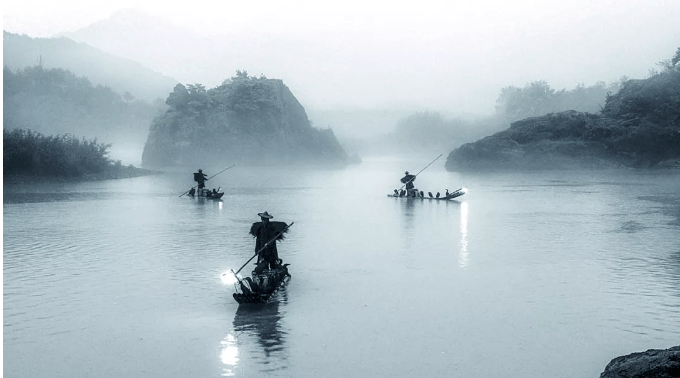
(56, 9, 253, 88)
(3, 31, 178, 102)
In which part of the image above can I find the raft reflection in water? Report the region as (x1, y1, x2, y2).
(221, 288, 289, 376)
(459, 201, 469, 268)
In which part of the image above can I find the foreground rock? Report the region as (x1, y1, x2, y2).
(600, 346, 680, 378)
(142, 72, 350, 168)
(446, 69, 680, 171)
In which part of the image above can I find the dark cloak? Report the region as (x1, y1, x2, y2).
(249, 221, 288, 263)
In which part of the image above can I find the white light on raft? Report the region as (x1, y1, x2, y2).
(221, 272, 239, 285)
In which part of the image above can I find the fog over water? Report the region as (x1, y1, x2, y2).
(3, 1, 680, 376)
(4, 159, 680, 377)
(4, 0, 680, 137)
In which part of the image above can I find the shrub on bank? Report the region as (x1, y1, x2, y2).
(3, 128, 112, 177)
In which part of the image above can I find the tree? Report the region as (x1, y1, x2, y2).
(672, 47, 680, 67)
(165, 83, 190, 109)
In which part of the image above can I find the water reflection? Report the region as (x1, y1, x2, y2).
(222, 289, 288, 375)
(459, 201, 469, 268)
(399, 199, 416, 249)
(220, 334, 239, 377)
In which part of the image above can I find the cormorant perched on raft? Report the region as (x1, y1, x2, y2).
(419, 191, 424, 198)
(436, 192, 440, 198)
(428, 192, 433, 198)
(446, 189, 449, 196)
(394, 189, 399, 196)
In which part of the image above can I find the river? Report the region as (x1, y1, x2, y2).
(4, 157, 680, 378)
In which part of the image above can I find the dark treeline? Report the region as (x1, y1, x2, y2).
(3, 65, 165, 144)
(4, 128, 113, 176)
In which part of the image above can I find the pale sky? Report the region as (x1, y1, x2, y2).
(4, 0, 680, 116)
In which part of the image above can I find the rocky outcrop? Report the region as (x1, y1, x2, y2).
(445, 111, 619, 170)
(600, 346, 680, 378)
(141, 74, 350, 168)
(445, 69, 680, 171)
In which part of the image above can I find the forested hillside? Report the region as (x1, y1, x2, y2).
(445, 48, 680, 170)
(3, 65, 164, 145)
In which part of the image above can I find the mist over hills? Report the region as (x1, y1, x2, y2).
(3, 31, 178, 102)
(54, 8, 456, 133)
(445, 52, 680, 171)
(3, 65, 164, 148)
(57, 9, 323, 98)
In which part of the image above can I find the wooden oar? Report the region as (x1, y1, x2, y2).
(233, 222, 295, 276)
(179, 164, 235, 197)
(398, 154, 443, 191)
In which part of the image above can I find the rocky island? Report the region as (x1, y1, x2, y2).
(445, 63, 680, 171)
(142, 71, 350, 168)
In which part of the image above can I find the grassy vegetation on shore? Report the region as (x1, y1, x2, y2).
(3, 128, 158, 184)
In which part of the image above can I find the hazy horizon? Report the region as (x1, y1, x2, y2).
(5, 0, 680, 120)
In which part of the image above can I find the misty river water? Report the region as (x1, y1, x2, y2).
(4, 157, 680, 378)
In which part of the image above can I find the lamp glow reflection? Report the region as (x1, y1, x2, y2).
(221, 272, 240, 285)
(220, 334, 239, 376)
(459, 201, 469, 268)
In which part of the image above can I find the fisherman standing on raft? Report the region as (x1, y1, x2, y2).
(250, 211, 289, 274)
(193, 168, 209, 196)
(194, 169, 208, 189)
(401, 171, 417, 196)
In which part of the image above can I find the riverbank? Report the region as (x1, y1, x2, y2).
(3, 165, 161, 185)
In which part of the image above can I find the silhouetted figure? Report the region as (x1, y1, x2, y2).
(436, 192, 440, 198)
(194, 169, 208, 189)
(419, 191, 424, 198)
(394, 189, 399, 196)
(401, 171, 417, 196)
(445, 189, 450, 196)
(428, 192, 433, 198)
(250, 211, 289, 274)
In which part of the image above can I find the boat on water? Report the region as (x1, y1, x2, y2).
(188, 187, 224, 199)
(388, 187, 467, 200)
(232, 261, 291, 304)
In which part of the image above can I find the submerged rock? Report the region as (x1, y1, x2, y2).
(599, 346, 680, 378)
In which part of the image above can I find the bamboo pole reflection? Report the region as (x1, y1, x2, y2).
(459, 201, 469, 268)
